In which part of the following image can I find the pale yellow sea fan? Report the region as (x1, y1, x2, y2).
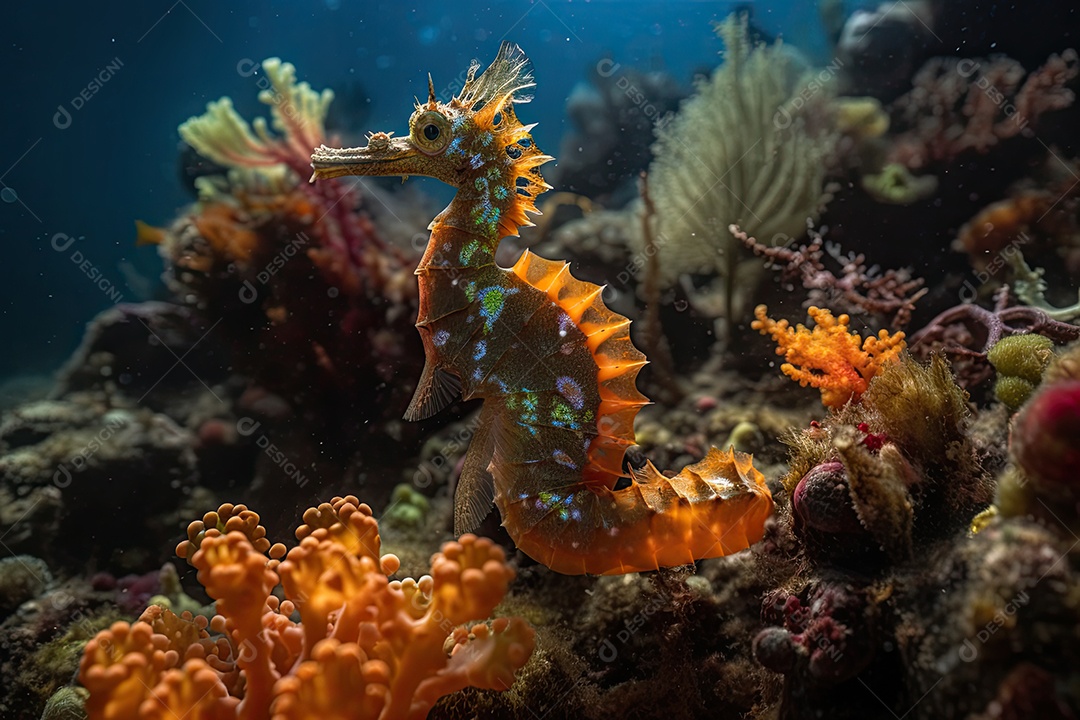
(647, 14, 836, 285)
(178, 57, 333, 172)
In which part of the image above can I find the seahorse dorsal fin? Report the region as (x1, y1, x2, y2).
(404, 362, 461, 421)
(454, 407, 497, 534)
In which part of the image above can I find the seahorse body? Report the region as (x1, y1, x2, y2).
(312, 42, 773, 575)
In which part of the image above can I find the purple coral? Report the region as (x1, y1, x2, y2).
(909, 287, 1080, 388)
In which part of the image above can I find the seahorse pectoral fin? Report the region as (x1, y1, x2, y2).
(404, 360, 462, 422)
(454, 407, 497, 534)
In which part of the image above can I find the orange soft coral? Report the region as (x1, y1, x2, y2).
(80, 497, 535, 720)
(753, 305, 906, 408)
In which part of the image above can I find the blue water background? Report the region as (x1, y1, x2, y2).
(1, 0, 833, 380)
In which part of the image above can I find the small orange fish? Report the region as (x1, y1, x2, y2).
(134, 219, 166, 247)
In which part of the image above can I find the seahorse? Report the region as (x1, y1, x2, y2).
(311, 43, 773, 575)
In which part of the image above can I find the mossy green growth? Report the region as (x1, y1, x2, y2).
(993, 376, 1037, 410)
(988, 334, 1056, 409)
(29, 609, 123, 711)
(383, 483, 431, 529)
(41, 686, 88, 720)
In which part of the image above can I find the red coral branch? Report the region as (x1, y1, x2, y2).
(733, 225, 927, 328)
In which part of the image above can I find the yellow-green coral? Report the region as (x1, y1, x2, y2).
(382, 483, 431, 530)
(988, 334, 1056, 409)
(833, 96, 889, 139)
(179, 58, 333, 173)
(862, 163, 939, 205)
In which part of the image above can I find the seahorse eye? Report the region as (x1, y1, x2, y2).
(411, 110, 452, 155)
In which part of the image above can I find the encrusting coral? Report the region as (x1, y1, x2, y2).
(752, 305, 907, 408)
(78, 497, 535, 720)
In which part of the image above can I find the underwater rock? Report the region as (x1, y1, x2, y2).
(0, 400, 100, 450)
(0, 394, 198, 569)
(970, 663, 1077, 720)
(895, 518, 1079, 720)
(836, 1, 937, 101)
(52, 302, 225, 402)
(0, 569, 128, 720)
(553, 63, 686, 203)
(0, 555, 51, 617)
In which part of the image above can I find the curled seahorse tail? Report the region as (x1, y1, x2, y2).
(493, 445, 773, 575)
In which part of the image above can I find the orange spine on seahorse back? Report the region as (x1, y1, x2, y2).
(310, 41, 773, 575)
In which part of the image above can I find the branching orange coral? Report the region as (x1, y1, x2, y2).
(79, 497, 535, 720)
(753, 305, 906, 408)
